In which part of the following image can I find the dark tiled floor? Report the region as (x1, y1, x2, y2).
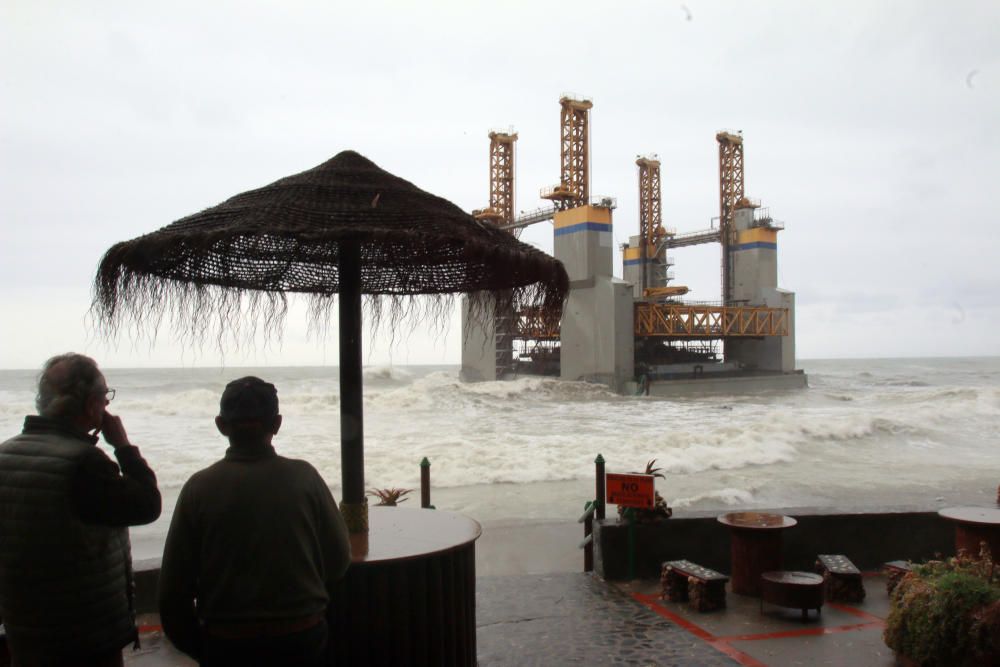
(477, 573, 739, 666)
(622, 574, 897, 667)
(126, 572, 900, 666)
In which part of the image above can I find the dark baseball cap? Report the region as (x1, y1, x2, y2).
(219, 376, 279, 422)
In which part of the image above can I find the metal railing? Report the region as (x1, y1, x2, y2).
(498, 196, 616, 232)
(560, 92, 592, 104)
(751, 208, 785, 230)
(663, 228, 720, 248)
(498, 205, 557, 231)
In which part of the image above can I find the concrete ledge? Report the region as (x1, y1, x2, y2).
(593, 506, 954, 581)
(647, 371, 807, 396)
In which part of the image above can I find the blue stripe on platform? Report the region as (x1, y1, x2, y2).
(554, 222, 613, 237)
(733, 242, 777, 251)
(622, 258, 648, 266)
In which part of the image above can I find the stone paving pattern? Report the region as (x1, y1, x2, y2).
(476, 573, 738, 666)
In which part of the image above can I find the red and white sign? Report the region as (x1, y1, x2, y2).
(606, 473, 655, 509)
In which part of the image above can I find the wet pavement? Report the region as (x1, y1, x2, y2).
(619, 574, 896, 667)
(477, 573, 737, 666)
(124, 572, 900, 666)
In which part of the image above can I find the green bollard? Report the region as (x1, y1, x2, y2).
(420, 457, 433, 509)
(595, 454, 606, 521)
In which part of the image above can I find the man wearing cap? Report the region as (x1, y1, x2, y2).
(158, 377, 351, 667)
(0, 353, 161, 667)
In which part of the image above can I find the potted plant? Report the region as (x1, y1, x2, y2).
(883, 544, 999, 666)
(617, 459, 673, 523)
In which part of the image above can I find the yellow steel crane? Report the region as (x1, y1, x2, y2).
(473, 129, 518, 232)
(541, 96, 593, 211)
(716, 131, 745, 304)
(635, 156, 687, 300)
(636, 156, 664, 265)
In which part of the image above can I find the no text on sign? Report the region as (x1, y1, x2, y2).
(606, 473, 655, 509)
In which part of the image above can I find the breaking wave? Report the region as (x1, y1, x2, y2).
(2, 358, 998, 523)
(673, 488, 757, 509)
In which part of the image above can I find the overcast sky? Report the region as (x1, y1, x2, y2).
(2, 1, 998, 369)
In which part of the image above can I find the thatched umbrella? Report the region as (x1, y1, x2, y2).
(93, 150, 567, 534)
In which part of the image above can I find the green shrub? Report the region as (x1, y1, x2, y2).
(884, 548, 1000, 666)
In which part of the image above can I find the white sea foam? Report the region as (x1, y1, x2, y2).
(1, 357, 998, 534)
(673, 488, 757, 509)
(362, 365, 413, 382)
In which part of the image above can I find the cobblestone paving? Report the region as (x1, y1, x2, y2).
(477, 573, 738, 666)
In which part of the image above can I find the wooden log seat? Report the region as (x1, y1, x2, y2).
(660, 560, 729, 612)
(814, 554, 865, 603)
(760, 571, 824, 620)
(883, 560, 912, 597)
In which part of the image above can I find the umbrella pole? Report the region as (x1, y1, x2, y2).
(339, 240, 367, 534)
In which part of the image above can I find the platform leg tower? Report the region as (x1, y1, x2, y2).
(461, 130, 519, 381)
(726, 202, 796, 371)
(543, 96, 634, 390)
(623, 156, 675, 299)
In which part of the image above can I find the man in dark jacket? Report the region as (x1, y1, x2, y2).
(0, 353, 162, 667)
(159, 376, 351, 667)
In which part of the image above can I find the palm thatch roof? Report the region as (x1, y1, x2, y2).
(92, 150, 567, 342)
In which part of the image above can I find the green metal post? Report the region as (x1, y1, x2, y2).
(420, 457, 431, 509)
(595, 454, 606, 520)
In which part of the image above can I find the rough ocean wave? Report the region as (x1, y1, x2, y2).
(0, 358, 997, 534)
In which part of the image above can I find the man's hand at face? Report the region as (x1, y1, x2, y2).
(98, 411, 132, 450)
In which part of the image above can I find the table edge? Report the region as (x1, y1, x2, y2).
(937, 506, 1000, 527)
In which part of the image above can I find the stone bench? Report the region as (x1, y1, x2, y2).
(660, 560, 729, 612)
(814, 554, 865, 603)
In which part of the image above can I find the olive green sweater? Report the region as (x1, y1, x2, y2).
(158, 444, 351, 659)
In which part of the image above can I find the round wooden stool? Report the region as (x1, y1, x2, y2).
(760, 571, 824, 619)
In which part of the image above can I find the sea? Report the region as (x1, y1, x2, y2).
(1, 357, 997, 560)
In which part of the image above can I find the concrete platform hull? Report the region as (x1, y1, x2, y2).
(645, 371, 807, 397)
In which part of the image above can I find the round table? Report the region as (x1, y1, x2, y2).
(326, 507, 481, 666)
(717, 512, 797, 597)
(938, 506, 1000, 561)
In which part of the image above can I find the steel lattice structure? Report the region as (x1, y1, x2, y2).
(635, 303, 788, 338)
(474, 130, 518, 229)
(542, 96, 593, 211)
(471, 130, 522, 377)
(716, 131, 745, 304)
(515, 305, 561, 340)
(636, 156, 662, 293)
(489, 131, 517, 227)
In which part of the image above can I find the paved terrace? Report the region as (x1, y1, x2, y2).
(125, 570, 897, 666)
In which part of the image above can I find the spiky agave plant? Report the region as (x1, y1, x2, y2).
(640, 459, 666, 479)
(367, 487, 413, 507)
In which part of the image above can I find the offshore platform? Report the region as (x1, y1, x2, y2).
(461, 95, 806, 395)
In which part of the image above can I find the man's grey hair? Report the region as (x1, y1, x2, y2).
(36, 353, 104, 418)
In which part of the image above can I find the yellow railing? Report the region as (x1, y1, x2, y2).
(635, 304, 788, 338)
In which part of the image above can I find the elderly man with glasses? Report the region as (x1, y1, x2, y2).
(0, 353, 161, 667)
